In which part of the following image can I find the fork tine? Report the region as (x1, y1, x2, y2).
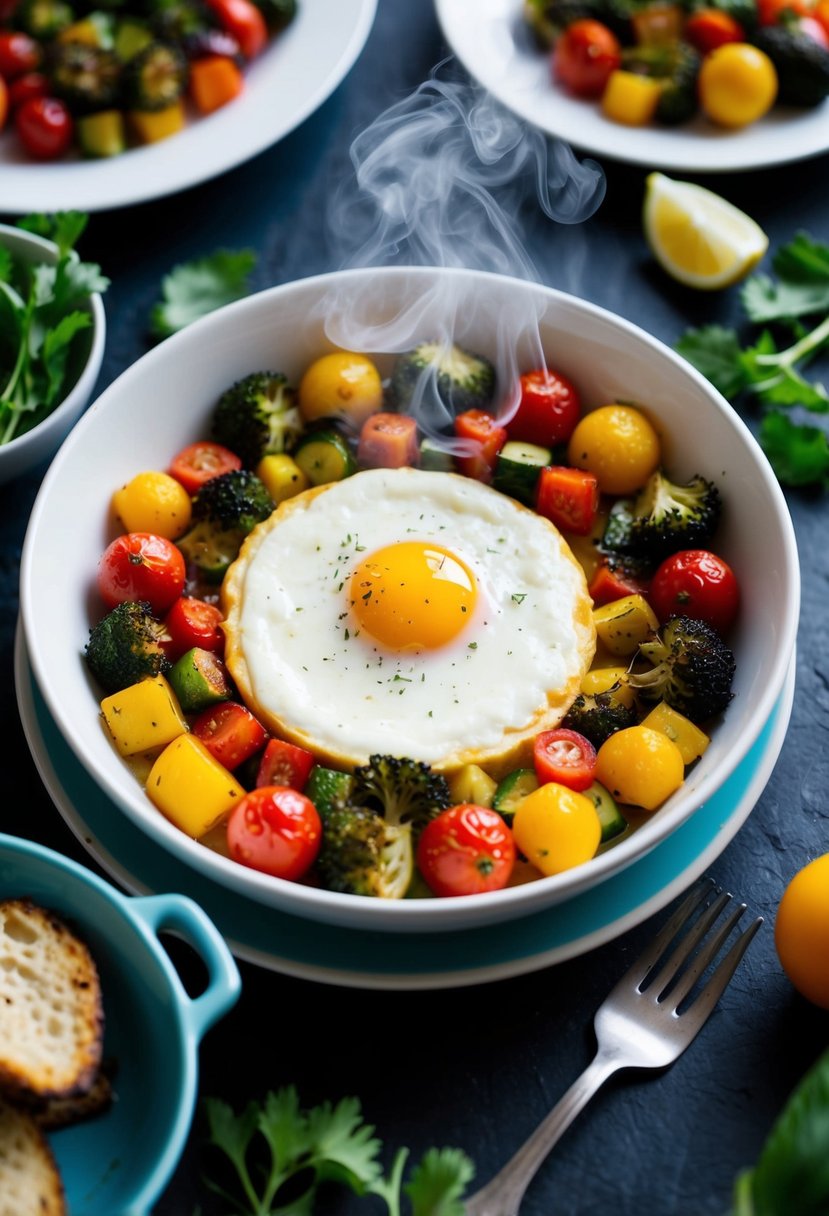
(679, 914, 764, 1034)
(665, 898, 748, 1012)
(645, 888, 731, 998)
(611, 876, 715, 992)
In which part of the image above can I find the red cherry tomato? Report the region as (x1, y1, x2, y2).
(226, 786, 322, 880)
(684, 9, 745, 52)
(649, 549, 740, 634)
(8, 71, 49, 109)
(256, 737, 315, 790)
(534, 728, 597, 791)
(417, 804, 516, 897)
(168, 441, 242, 494)
(192, 701, 268, 770)
(535, 465, 599, 536)
(0, 31, 41, 80)
(552, 19, 622, 99)
(203, 0, 267, 58)
(454, 409, 508, 482)
(815, 0, 829, 41)
(15, 96, 73, 160)
(164, 595, 224, 658)
(756, 0, 811, 22)
(508, 368, 581, 447)
(98, 532, 186, 614)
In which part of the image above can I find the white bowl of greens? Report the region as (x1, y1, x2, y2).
(0, 217, 107, 484)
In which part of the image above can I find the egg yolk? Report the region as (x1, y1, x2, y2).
(349, 541, 477, 650)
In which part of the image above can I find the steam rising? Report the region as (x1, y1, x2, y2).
(311, 61, 606, 440)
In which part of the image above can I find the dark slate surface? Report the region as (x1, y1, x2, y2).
(2, 1, 828, 1212)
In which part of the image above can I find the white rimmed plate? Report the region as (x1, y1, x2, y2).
(435, 0, 829, 173)
(0, 0, 377, 213)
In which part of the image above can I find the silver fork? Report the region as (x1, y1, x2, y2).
(464, 877, 763, 1216)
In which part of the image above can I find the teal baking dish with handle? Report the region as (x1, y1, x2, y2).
(0, 831, 242, 1215)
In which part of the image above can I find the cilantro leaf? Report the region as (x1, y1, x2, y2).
(149, 249, 257, 340)
(758, 412, 829, 488)
(405, 1147, 475, 1216)
(675, 325, 748, 400)
(303, 1095, 383, 1192)
(741, 233, 829, 323)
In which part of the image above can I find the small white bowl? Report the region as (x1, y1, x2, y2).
(0, 223, 105, 484)
(19, 266, 800, 934)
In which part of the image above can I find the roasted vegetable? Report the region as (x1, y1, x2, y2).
(211, 371, 302, 468)
(85, 599, 171, 693)
(315, 806, 413, 899)
(604, 469, 722, 564)
(176, 468, 273, 581)
(628, 615, 736, 724)
(389, 341, 496, 418)
(622, 42, 701, 125)
(562, 687, 638, 748)
(751, 25, 829, 107)
(122, 39, 188, 110)
(47, 40, 122, 113)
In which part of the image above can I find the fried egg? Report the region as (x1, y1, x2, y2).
(222, 467, 596, 777)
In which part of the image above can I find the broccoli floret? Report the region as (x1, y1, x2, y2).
(315, 807, 413, 899)
(85, 600, 171, 693)
(211, 371, 302, 468)
(47, 42, 123, 114)
(343, 753, 451, 833)
(177, 468, 273, 582)
(628, 615, 736, 724)
(622, 42, 701, 125)
(608, 470, 721, 565)
(562, 688, 638, 748)
(389, 342, 496, 418)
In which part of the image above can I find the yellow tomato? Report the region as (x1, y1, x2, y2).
(112, 470, 192, 539)
(512, 782, 601, 877)
(595, 725, 684, 811)
(698, 44, 778, 129)
(775, 854, 829, 1010)
(567, 403, 661, 496)
(298, 352, 383, 428)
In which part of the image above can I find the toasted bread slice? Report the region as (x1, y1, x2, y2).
(0, 900, 104, 1100)
(28, 1064, 115, 1132)
(0, 1098, 66, 1216)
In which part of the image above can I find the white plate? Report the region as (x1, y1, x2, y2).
(435, 0, 829, 173)
(0, 0, 377, 213)
(15, 626, 795, 990)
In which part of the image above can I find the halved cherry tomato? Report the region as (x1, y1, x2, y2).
(256, 737, 315, 791)
(552, 19, 622, 99)
(15, 96, 73, 160)
(192, 701, 268, 770)
(8, 71, 49, 109)
(226, 786, 321, 880)
(417, 804, 516, 897)
(535, 465, 599, 536)
(534, 728, 598, 792)
(97, 532, 186, 614)
(507, 368, 581, 447)
(649, 549, 740, 634)
(168, 441, 242, 494)
(164, 595, 224, 658)
(454, 409, 508, 482)
(0, 31, 41, 80)
(684, 8, 745, 52)
(203, 0, 267, 58)
(588, 556, 649, 606)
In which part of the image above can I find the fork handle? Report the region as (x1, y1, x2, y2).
(464, 1050, 622, 1216)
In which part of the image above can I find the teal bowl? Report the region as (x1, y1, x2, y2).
(0, 832, 241, 1215)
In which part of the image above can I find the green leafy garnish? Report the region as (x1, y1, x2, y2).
(0, 211, 108, 448)
(149, 249, 257, 340)
(676, 231, 829, 488)
(202, 1086, 474, 1215)
(731, 1048, 829, 1216)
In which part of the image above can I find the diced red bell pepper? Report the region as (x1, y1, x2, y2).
(256, 737, 315, 791)
(588, 557, 650, 606)
(535, 465, 599, 536)
(357, 412, 419, 469)
(191, 701, 268, 770)
(454, 409, 508, 483)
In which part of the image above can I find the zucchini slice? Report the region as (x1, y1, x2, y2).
(493, 440, 551, 505)
(294, 429, 356, 485)
(584, 780, 628, 843)
(122, 40, 188, 111)
(492, 767, 539, 824)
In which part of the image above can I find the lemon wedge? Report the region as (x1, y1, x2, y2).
(643, 171, 768, 290)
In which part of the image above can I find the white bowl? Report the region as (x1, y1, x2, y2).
(0, 224, 105, 484)
(19, 267, 799, 933)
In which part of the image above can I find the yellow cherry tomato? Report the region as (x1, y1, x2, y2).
(567, 403, 661, 496)
(698, 44, 778, 129)
(774, 853, 829, 1010)
(595, 725, 684, 811)
(298, 351, 383, 428)
(112, 470, 192, 539)
(511, 782, 601, 877)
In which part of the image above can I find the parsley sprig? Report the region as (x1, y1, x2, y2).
(202, 1086, 474, 1215)
(149, 249, 257, 340)
(0, 212, 108, 448)
(676, 232, 829, 488)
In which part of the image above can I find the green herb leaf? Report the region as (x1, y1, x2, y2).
(405, 1147, 475, 1216)
(758, 412, 829, 488)
(304, 1095, 383, 1191)
(149, 249, 257, 340)
(675, 325, 749, 401)
(741, 233, 829, 323)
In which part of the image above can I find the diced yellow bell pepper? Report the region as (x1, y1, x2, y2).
(448, 764, 498, 809)
(100, 676, 188, 757)
(256, 454, 310, 505)
(146, 734, 246, 838)
(128, 101, 185, 145)
(57, 15, 110, 44)
(641, 702, 710, 765)
(593, 594, 659, 656)
(580, 664, 637, 709)
(602, 71, 663, 126)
